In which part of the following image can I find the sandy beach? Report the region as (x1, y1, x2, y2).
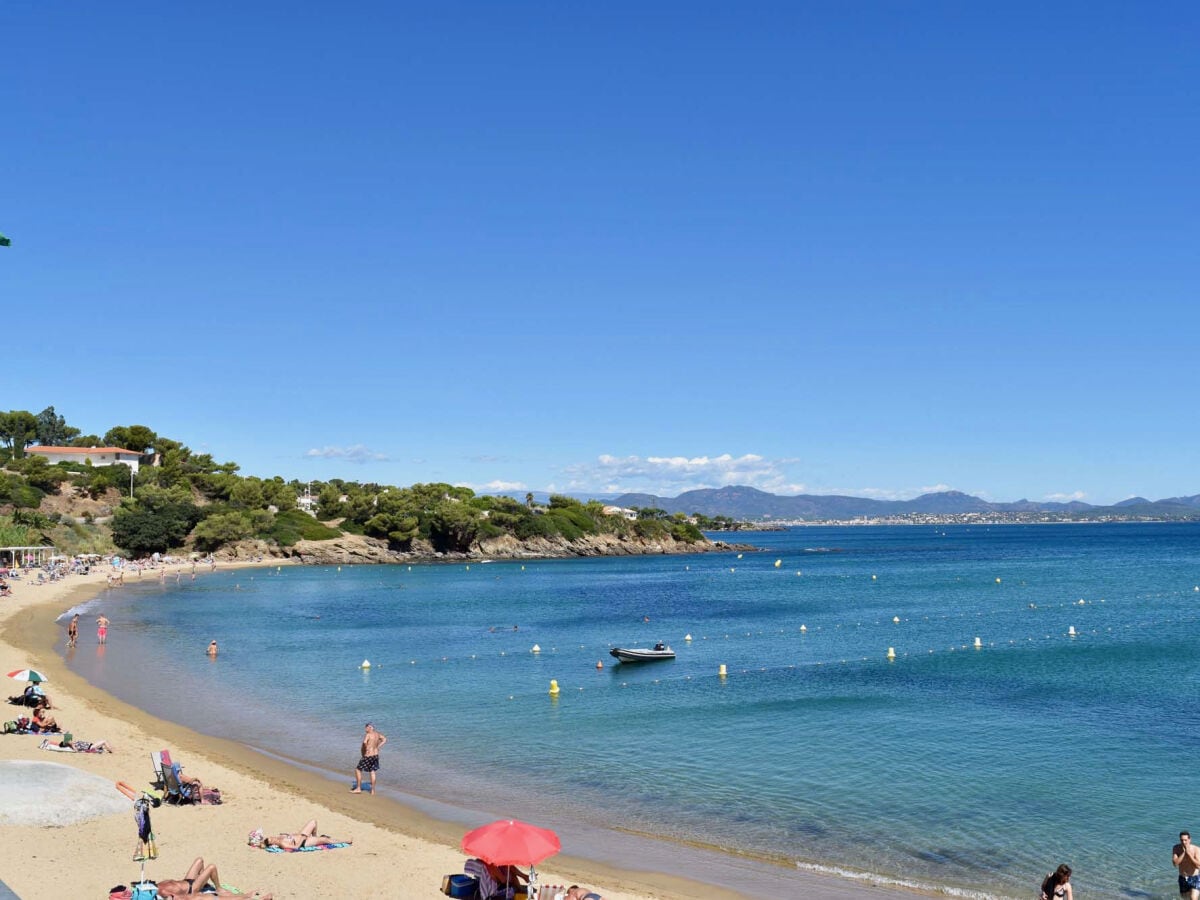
(0, 562, 915, 900)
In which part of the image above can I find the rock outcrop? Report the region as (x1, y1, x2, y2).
(276, 531, 750, 566)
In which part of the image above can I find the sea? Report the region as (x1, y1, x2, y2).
(60, 523, 1200, 899)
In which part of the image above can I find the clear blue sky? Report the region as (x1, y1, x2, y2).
(3, 2, 1197, 505)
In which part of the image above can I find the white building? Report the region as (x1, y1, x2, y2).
(26, 445, 142, 473)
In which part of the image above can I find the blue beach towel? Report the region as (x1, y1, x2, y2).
(264, 841, 351, 854)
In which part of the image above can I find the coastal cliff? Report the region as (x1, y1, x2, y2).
(270, 531, 750, 565)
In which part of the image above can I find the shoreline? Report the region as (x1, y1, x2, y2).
(0, 561, 921, 899)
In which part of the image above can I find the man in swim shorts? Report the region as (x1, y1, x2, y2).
(96, 615, 110, 644)
(351, 722, 386, 794)
(1174, 831, 1200, 899)
(67, 614, 79, 648)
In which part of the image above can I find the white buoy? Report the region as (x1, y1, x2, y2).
(531, 644, 541, 653)
(887, 647, 896, 659)
(684, 633, 692, 642)
(774, 559, 782, 568)
(360, 659, 371, 669)
(737, 553, 743, 559)
(800, 624, 807, 632)
(892, 616, 900, 624)
(1068, 626, 1077, 636)
(718, 664, 727, 677)
(973, 637, 982, 648)
(872, 574, 877, 581)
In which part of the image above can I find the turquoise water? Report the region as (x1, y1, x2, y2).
(63, 524, 1200, 898)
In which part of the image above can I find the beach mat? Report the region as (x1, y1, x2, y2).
(264, 841, 351, 854)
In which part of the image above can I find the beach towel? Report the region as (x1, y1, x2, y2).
(263, 841, 352, 854)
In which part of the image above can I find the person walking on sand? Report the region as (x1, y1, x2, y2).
(67, 614, 79, 648)
(96, 614, 110, 644)
(351, 722, 386, 794)
(1175, 831, 1200, 899)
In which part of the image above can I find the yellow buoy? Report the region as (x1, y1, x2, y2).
(887, 647, 896, 659)
(973, 637, 982, 648)
(548, 679, 560, 695)
(360, 659, 371, 669)
(774, 559, 782, 568)
(718, 664, 727, 677)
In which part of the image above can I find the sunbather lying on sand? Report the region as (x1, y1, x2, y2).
(39, 736, 113, 753)
(249, 819, 352, 851)
(566, 886, 604, 900)
(154, 857, 272, 898)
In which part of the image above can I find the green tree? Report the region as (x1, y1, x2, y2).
(0, 410, 39, 458)
(427, 500, 480, 552)
(103, 425, 157, 456)
(110, 485, 201, 556)
(229, 477, 266, 510)
(35, 406, 80, 447)
(191, 511, 254, 552)
(9, 455, 68, 493)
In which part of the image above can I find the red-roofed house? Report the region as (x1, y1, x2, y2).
(26, 446, 143, 473)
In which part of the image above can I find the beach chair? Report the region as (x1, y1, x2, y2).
(150, 750, 169, 789)
(162, 761, 200, 805)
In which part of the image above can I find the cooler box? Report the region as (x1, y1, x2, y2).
(447, 874, 478, 898)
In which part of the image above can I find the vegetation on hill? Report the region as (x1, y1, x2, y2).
(0, 407, 708, 559)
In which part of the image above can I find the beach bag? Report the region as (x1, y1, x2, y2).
(2, 721, 15, 733)
(107, 886, 131, 900)
(201, 786, 222, 804)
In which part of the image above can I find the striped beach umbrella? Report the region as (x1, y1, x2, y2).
(6, 669, 48, 684)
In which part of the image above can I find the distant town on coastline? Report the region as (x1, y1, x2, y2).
(1, 407, 1196, 567)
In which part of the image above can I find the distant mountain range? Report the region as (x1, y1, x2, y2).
(602, 486, 1200, 521)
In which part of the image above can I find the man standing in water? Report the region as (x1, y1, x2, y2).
(67, 614, 79, 648)
(1174, 831, 1200, 899)
(96, 614, 110, 644)
(351, 722, 386, 795)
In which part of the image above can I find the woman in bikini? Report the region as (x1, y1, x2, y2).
(154, 857, 272, 898)
(254, 819, 351, 851)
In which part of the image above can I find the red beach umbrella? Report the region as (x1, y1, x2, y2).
(461, 818, 561, 866)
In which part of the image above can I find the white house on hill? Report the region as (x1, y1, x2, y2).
(26, 446, 142, 473)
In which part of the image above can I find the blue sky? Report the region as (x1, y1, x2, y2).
(3, 2, 1197, 505)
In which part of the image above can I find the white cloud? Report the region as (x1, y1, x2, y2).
(1044, 490, 1087, 502)
(559, 453, 807, 495)
(458, 479, 528, 493)
(304, 444, 389, 463)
